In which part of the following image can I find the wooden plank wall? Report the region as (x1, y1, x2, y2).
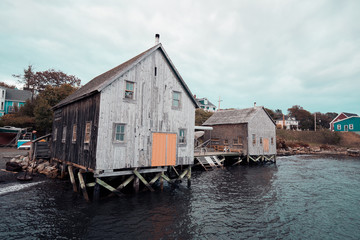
(51, 94, 100, 169)
(203, 124, 248, 154)
(96, 49, 195, 171)
(247, 109, 276, 155)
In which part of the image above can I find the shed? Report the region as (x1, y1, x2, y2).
(51, 39, 198, 177)
(202, 106, 276, 156)
(330, 112, 358, 131)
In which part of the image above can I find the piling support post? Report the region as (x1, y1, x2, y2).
(133, 170, 155, 192)
(133, 176, 139, 193)
(60, 163, 67, 179)
(187, 167, 191, 188)
(160, 171, 164, 191)
(78, 171, 90, 202)
(68, 165, 78, 192)
(93, 182, 100, 202)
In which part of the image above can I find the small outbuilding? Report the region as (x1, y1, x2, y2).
(51, 36, 198, 179)
(333, 116, 360, 134)
(202, 106, 276, 161)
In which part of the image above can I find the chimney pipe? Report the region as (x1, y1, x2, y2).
(254, 102, 256, 108)
(155, 34, 160, 45)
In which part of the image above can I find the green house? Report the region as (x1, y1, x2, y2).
(334, 116, 360, 133)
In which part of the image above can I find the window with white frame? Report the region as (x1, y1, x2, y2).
(125, 81, 134, 99)
(349, 124, 354, 130)
(114, 124, 125, 142)
(72, 124, 77, 143)
(84, 122, 91, 143)
(172, 91, 181, 109)
(337, 125, 341, 130)
(179, 129, 186, 144)
(62, 126, 67, 143)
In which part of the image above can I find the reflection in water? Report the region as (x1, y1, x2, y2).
(1, 156, 360, 239)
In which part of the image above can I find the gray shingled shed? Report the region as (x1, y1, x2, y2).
(202, 106, 276, 157)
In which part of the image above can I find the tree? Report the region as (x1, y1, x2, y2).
(0, 81, 16, 89)
(195, 109, 214, 126)
(13, 65, 81, 95)
(33, 84, 77, 134)
(264, 108, 275, 120)
(287, 105, 313, 130)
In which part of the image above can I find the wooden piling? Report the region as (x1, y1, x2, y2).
(133, 176, 139, 193)
(68, 166, 78, 192)
(133, 170, 154, 192)
(96, 178, 122, 197)
(93, 183, 100, 202)
(187, 167, 191, 188)
(78, 171, 90, 202)
(160, 172, 164, 191)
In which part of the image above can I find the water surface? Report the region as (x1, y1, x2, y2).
(1, 155, 360, 239)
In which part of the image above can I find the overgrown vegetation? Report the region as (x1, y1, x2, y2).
(277, 129, 360, 149)
(195, 109, 213, 126)
(0, 65, 80, 136)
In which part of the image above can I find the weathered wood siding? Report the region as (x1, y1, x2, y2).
(203, 124, 248, 154)
(96, 49, 195, 171)
(51, 94, 100, 169)
(247, 109, 276, 155)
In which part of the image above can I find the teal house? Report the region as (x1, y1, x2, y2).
(0, 87, 32, 116)
(334, 116, 360, 133)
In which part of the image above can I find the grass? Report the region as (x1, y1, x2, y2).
(277, 129, 360, 149)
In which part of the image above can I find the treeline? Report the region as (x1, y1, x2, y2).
(265, 105, 337, 130)
(0, 65, 81, 135)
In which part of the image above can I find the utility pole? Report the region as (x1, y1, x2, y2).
(314, 113, 316, 131)
(218, 96, 222, 111)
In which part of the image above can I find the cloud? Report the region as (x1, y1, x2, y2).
(0, 0, 359, 114)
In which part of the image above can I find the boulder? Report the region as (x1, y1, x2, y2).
(6, 162, 23, 172)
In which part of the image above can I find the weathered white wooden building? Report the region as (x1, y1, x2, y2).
(52, 37, 198, 178)
(202, 106, 276, 161)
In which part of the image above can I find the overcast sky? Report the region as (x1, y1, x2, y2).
(1, 0, 359, 115)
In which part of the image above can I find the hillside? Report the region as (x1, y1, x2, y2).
(277, 129, 360, 149)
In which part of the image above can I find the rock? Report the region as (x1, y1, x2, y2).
(6, 162, 23, 172)
(36, 163, 46, 172)
(10, 158, 17, 163)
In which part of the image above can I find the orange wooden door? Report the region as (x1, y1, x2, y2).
(263, 138, 269, 152)
(151, 133, 177, 166)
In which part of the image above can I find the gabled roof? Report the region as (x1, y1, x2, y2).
(333, 116, 360, 124)
(54, 43, 198, 109)
(330, 112, 359, 124)
(5, 88, 32, 102)
(202, 106, 275, 126)
(196, 97, 216, 108)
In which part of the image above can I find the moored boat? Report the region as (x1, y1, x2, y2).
(0, 126, 27, 146)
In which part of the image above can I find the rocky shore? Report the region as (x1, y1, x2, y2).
(277, 146, 360, 157)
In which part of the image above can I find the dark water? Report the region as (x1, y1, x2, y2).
(1, 155, 360, 239)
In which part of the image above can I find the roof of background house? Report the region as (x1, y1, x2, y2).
(202, 106, 275, 126)
(274, 115, 298, 121)
(196, 97, 216, 108)
(54, 43, 198, 109)
(343, 112, 358, 117)
(5, 88, 32, 102)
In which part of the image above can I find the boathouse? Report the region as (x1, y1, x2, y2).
(51, 35, 198, 180)
(202, 106, 276, 162)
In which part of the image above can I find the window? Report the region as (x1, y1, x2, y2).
(349, 124, 354, 130)
(179, 129, 186, 144)
(233, 138, 239, 145)
(154, 67, 157, 76)
(84, 122, 91, 143)
(72, 124, 77, 143)
(252, 134, 256, 145)
(53, 128, 57, 141)
(172, 91, 181, 109)
(62, 126, 66, 143)
(224, 139, 229, 145)
(337, 125, 341, 130)
(271, 137, 274, 145)
(1, 102, 3, 110)
(125, 81, 134, 99)
(114, 124, 125, 142)
(260, 137, 263, 145)
(2, 90, 4, 98)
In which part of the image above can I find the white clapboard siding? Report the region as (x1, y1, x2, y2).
(96, 49, 195, 171)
